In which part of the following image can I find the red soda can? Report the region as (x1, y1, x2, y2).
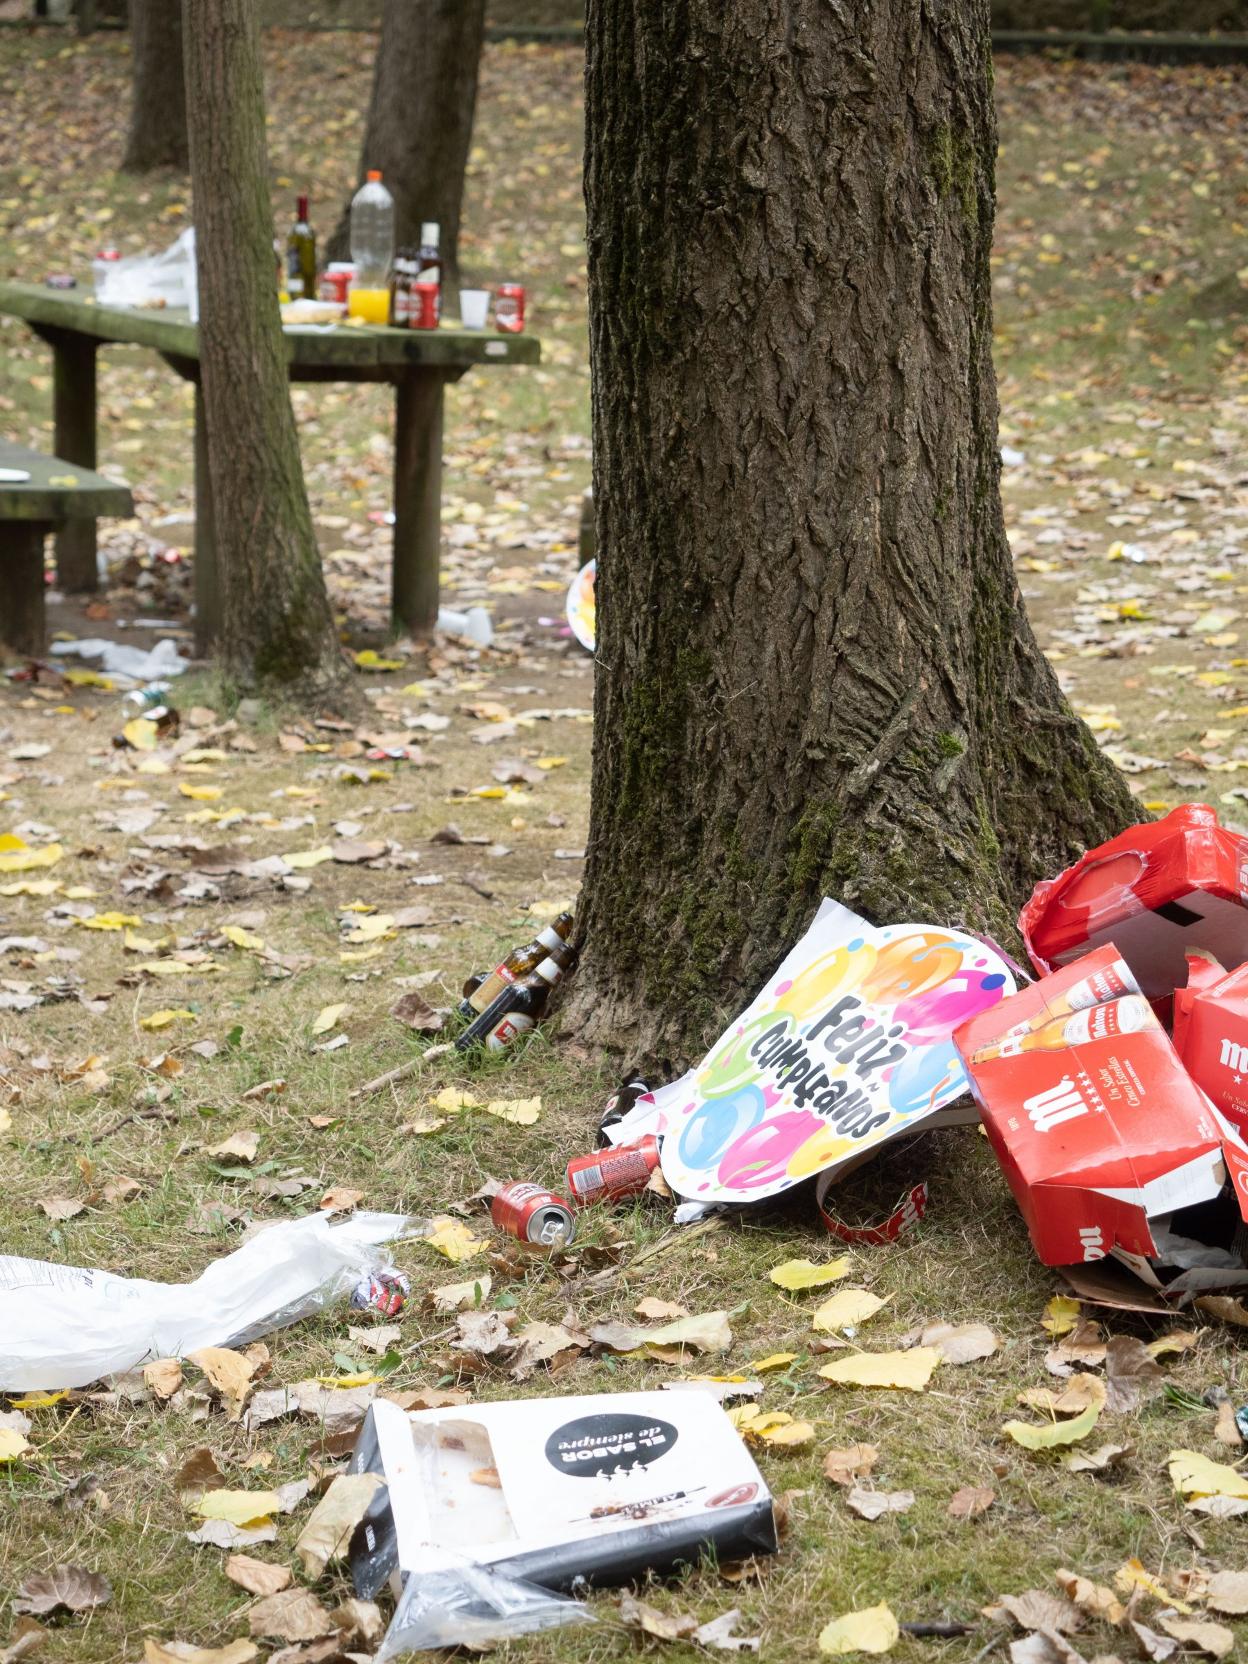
(411, 279, 440, 330)
(566, 1136, 660, 1205)
(491, 1181, 576, 1246)
(495, 283, 526, 333)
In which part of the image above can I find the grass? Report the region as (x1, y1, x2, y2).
(1, 29, 1248, 1664)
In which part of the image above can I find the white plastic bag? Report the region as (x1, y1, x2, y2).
(0, 1210, 414, 1391)
(378, 1562, 588, 1658)
(97, 228, 197, 314)
(49, 636, 189, 683)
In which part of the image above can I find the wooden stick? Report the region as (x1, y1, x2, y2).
(349, 1042, 453, 1101)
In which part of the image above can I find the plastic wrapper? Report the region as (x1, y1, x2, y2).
(0, 1210, 415, 1390)
(377, 1562, 587, 1658)
(97, 227, 198, 315)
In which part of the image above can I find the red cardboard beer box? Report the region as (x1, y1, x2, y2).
(1020, 803, 1248, 1002)
(1173, 952, 1248, 1139)
(954, 945, 1248, 1289)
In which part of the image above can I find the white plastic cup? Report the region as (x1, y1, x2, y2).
(460, 288, 490, 330)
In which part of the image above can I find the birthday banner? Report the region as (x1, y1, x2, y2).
(652, 900, 1016, 1205)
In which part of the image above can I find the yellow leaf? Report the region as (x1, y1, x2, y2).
(281, 847, 333, 869)
(812, 1289, 891, 1333)
(1002, 1400, 1102, 1450)
(0, 841, 62, 872)
(343, 914, 395, 944)
(0, 1105, 10, 1134)
(818, 1603, 900, 1656)
(434, 1088, 480, 1111)
(1041, 1295, 1081, 1336)
(144, 1357, 183, 1399)
(222, 925, 265, 952)
(138, 757, 170, 775)
(752, 1353, 798, 1372)
(124, 930, 162, 953)
(8, 1390, 66, 1409)
(421, 1216, 485, 1262)
(194, 1488, 281, 1527)
(536, 756, 569, 769)
(759, 1415, 816, 1448)
(312, 1003, 348, 1035)
(818, 1347, 942, 1392)
(1114, 1558, 1193, 1612)
(179, 782, 223, 801)
(353, 649, 405, 671)
(295, 1472, 384, 1577)
(1168, 1448, 1248, 1501)
(61, 669, 113, 689)
(0, 878, 60, 896)
(340, 946, 387, 963)
(140, 960, 215, 976)
(80, 911, 141, 930)
(482, 1096, 542, 1125)
(314, 1371, 380, 1388)
(770, 1257, 851, 1292)
(0, 1427, 31, 1463)
(123, 716, 159, 750)
(139, 1008, 196, 1031)
(187, 1346, 254, 1405)
(146, 1639, 258, 1664)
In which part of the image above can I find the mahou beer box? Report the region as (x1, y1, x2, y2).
(347, 1390, 777, 1603)
(954, 944, 1248, 1293)
(1021, 803, 1248, 1002)
(1173, 952, 1248, 1137)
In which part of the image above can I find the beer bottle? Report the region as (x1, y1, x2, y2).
(286, 194, 316, 301)
(455, 941, 576, 1053)
(969, 994, 1155, 1065)
(457, 911, 574, 1019)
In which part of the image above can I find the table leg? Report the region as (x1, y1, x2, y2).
(0, 522, 51, 657)
(193, 382, 221, 656)
(392, 372, 445, 637)
(52, 334, 99, 593)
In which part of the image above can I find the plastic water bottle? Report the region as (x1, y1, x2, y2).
(348, 170, 394, 324)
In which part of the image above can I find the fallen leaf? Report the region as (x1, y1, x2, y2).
(221, 924, 264, 951)
(995, 1591, 1083, 1634)
(140, 1008, 196, 1031)
(38, 1196, 85, 1221)
(508, 1320, 588, 1380)
(144, 1643, 258, 1664)
(389, 990, 443, 1031)
(818, 1347, 941, 1392)
(1063, 1442, 1131, 1474)
(1168, 1448, 1248, 1501)
(185, 1520, 277, 1550)
(179, 783, 223, 802)
(1054, 1571, 1124, 1627)
(1041, 1296, 1081, 1337)
(619, 1593, 698, 1642)
(0, 1426, 31, 1463)
(691, 1608, 761, 1654)
(1018, 1375, 1107, 1416)
(634, 1297, 691, 1321)
(205, 1131, 259, 1163)
(845, 1486, 914, 1520)
(823, 1444, 879, 1486)
(294, 1473, 384, 1577)
(420, 1216, 484, 1262)
(311, 1003, 347, 1035)
(1214, 1401, 1241, 1447)
(481, 1095, 542, 1125)
(817, 1603, 899, 1656)
(319, 1186, 363, 1213)
(224, 1555, 292, 1598)
(193, 1489, 281, 1529)
(187, 1346, 254, 1407)
(430, 1275, 492, 1314)
(1103, 1334, 1162, 1412)
(770, 1257, 850, 1292)
(1129, 1619, 1179, 1663)
(591, 1310, 732, 1355)
(248, 1589, 333, 1643)
(918, 1321, 999, 1364)
(144, 1358, 183, 1400)
(751, 1353, 798, 1372)
(1114, 1559, 1190, 1612)
(1007, 1633, 1088, 1664)
(812, 1289, 890, 1333)
(948, 1485, 995, 1519)
(1156, 1618, 1234, 1659)
(1206, 1570, 1248, 1615)
(1003, 1400, 1102, 1451)
(13, 1566, 112, 1616)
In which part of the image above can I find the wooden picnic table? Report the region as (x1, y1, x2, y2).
(0, 282, 541, 652)
(0, 436, 133, 655)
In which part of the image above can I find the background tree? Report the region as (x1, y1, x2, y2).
(123, 0, 189, 172)
(184, 0, 349, 698)
(567, 0, 1139, 1074)
(325, 0, 487, 306)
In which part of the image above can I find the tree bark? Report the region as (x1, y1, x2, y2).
(184, 0, 350, 700)
(123, 0, 189, 173)
(325, 0, 487, 307)
(568, 0, 1139, 1077)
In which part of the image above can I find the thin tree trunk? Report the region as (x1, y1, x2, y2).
(325, 0, 487, 308)
(123, 0, 189, 173)
(184, 0, 350, 700)
(568, 0, 1139, 1076)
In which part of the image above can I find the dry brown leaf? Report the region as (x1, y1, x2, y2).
(294, 1472, 384, 1578)
(144, 1357, 183, 1400)
(590, 1310, 731, 1355)
(508, 1320, 588, 1380)
(175, 1447, 225, 1498)
(1214, 1401, 1242, 1447)
(917, 1321, 999, 1364)
(1054, 1571, 1125, 1627)
(1129, 1619, 1178, 1662)
(318, 1186, 363, 1213)
(330, 1598, 384, 1646)
(389, 990, 444, 1031)
(0, 1617, 46, 1664)
(995, 1591, 1083, 1634)
(184, 1520, 277, 1550)
(1156, 1618, 1233, 1659)
(205, 1130, 259, 1163)
(619, 1593, 699, 1642)
(634, 1296, 691, 1321)
(1063, 1443, 1131, 1474)
(1103, 1335, 1162, 1413)
(1008, 1634, 1088, 1664)
(429, 1276, 492, 1315)
(948, 1485, 995, 1519)
(248, 1589, 333, 1643)
(823, 1444, 879, 1486)
(223, 1555, 292, 1598)
(187, 1347, 253, 1409)
(13, 1565, 112, 1616)
(845, 1486, 914, 1520)
(1018, 1374, 1107, 1416)
(37, 1196, 85, 1221)
(453, 1309, 516, 1357)
(1206, 1571, 1248, 1615)
(144, 1643, 258, 1664)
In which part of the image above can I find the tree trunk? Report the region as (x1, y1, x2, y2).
(569, 0, 1139, 1077)
(184, 0, 350, 700)
(324, 0, 487, 308)
(123, 0, 189, 173)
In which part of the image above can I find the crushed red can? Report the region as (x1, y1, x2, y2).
(491, 1180, 576, 1246)
(566, 1136, 660, 1205)
(495, 282, 525, 333)
(350, 1268, 410, 1318)
(410, 278, 440, 330)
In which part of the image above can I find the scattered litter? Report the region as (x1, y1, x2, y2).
(49, 637, 189, 685)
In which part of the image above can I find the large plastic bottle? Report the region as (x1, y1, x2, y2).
(348, 169, 395, 324)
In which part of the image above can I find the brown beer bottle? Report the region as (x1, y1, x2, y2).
(457, 912, 574, 1019)
(456, 941, 576, 1053)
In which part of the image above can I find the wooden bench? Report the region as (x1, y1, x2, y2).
(0, 439, 133, 656)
